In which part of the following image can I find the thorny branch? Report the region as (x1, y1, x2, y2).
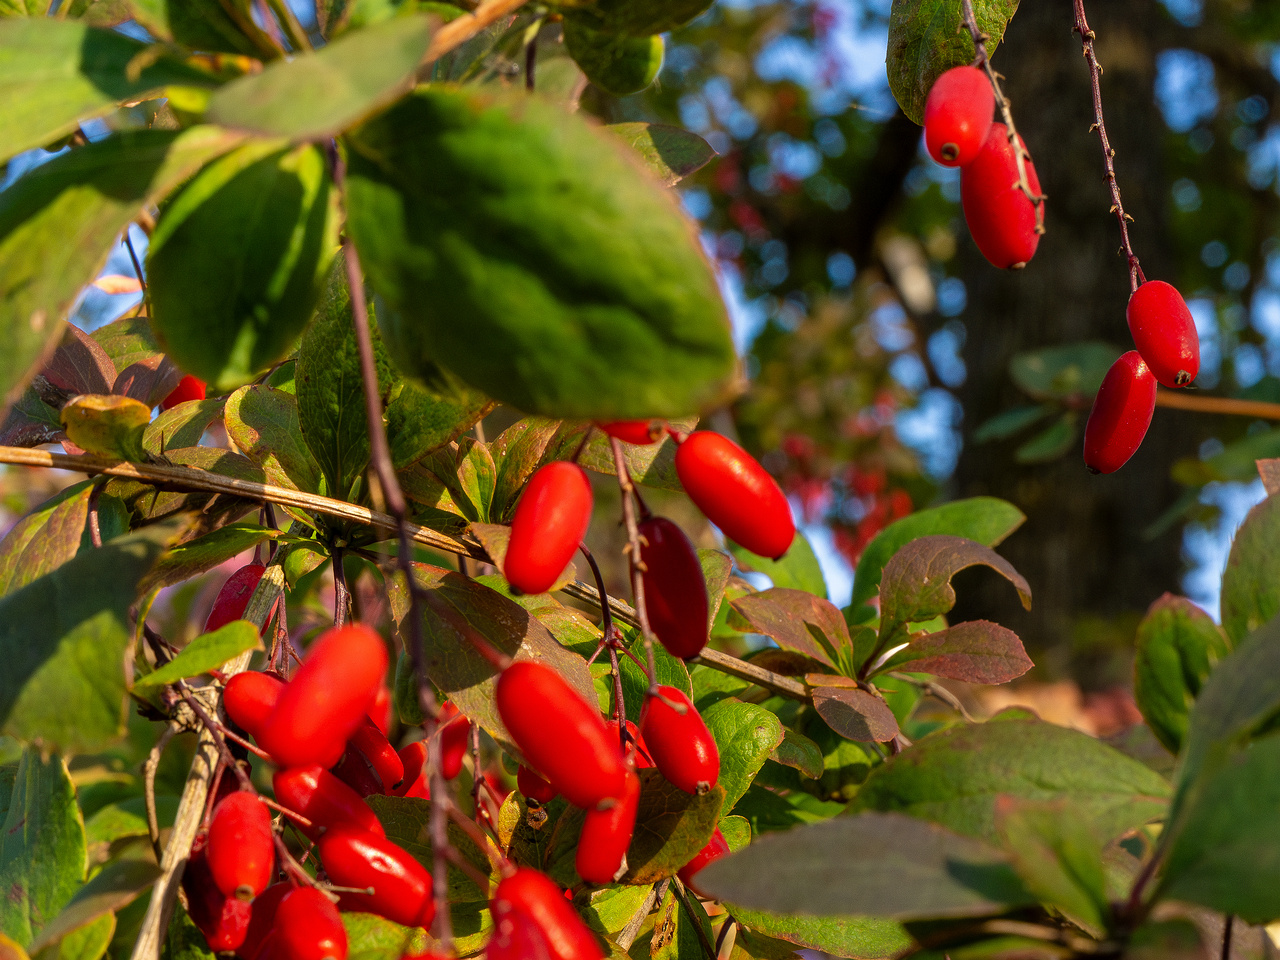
(1072, 0, 1144, 292)
(958, 0, 1045, 238)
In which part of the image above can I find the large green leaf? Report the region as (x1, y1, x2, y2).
(223, 385, 323, 493)
(698, 811, 1033, 920)
(127, 0, 263, 55)
(701, 699, 784, 818)
(0, 525, 171, 752)
(132, 621, 261, 693)
(559, 0, 714, 36)
(727, 912, 909, 959)
(138, 522, 278, 593)
(1133, 594, 1230, 754)
(0, 748, 85, 949)
(147, 141, 339, 390)
(0, 127, 244, 412)
(849, 716, 1171, 845)
(345, 87, 736, 420)
(206, 14, 432, 141)
(0, 483, 91, 597)
(621, 770, 723, 885)
(27, 860, 159, 955)
(1219, 493, 1280, 644)
(0, 18, 217, 163)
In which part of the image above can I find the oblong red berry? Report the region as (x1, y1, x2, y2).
(624, 720, 653, 770)
(348, 716, 404, 792)
(330, 743, 384, 798)
(239, 882, 290, 960)
(597, 421, 663, 445)
(504, 462, 593, 595)
(490, 869, 603, 960)
(923, 66, 995, 166)
(370, 684, 393, 735)
(639, 687, 719, 795)
(517, 765, 558, 805)
(207, 791, 275, 901)
(496, 661, 626, 810)
(638, 516, 709, 659)
(274, 887, 348, 960)
(439, 702, 470, 781)
(317, 827, 434, 928)
(486, 909, 553, 960)
(960, 123, 1044, 270)
(258, 625, 389, 770)
(182, 834, 252, 952)
(576, 768, 641, 885)
(674, 432, 794, 560)
(161, 374, 207, 411)
(272, 766, 385, 842)
(223, 671, 284, 742)
(676, 827, 730, 897)
(394, 741, 431, 799)
(1127, 280, 1200, 388)
(1083, 350, 1157, 475)
(206, 563, 266, 633)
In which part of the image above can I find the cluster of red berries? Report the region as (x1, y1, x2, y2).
(923, 66, 1044, 270)
(1082, 281, 1200, 473)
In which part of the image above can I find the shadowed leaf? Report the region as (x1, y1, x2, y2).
(883, 620, 1032, 684)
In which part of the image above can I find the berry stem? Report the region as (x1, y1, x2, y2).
(609, 436, 660, 690)
(1071, 0, 1144, 292)
(671, 879, 718, 960)
(1154, 388, 1280, 420)
(332, 546, 350, 628)
(958, 0, 1045, 233)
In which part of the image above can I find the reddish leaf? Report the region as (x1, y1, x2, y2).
(113, 355, 182, 407)
(885, 621, 1033, 684)
(879, 535, 1031, 626)
(729, 588, 848, 670)
(44, 325, 116, 397)
(1258, 458, 1280, 495)
(812, 686, 899, 743)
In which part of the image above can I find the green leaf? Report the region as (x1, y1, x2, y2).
(223, 385, 323, 493)
(769, 728, 823, 780)
(699, 811, 1033, 919)
(0, 748, 85, 949)
(1012, 412, 1076, 465)
(128, 0, 264, 56)
(1219, 493, 1280, 644)
(972, 404, 1051, 444)
(59, 395, 150, 462)
(0, 127, 244, 412)
(0, 18, 217, 164)
(621, 770, 724, 885)
(345, 87, 736, 420)
(0, 483, 92, 597)
(1133, 594, 1230, 754)
(132, 621, 262, 693)
(139, 522, 278, 594)
(364, 796, 490, 902)
(702, 699, 784, 818)
(559, 0, 714, 36)
(848, 497, 1024, 616)
(878, 535, 1031, 627)
(729, 589, 847, 672)
(206, 14, 432, 141)
(0, 524, 172, 751)
(340, 912, 431, 960)
(604, 123, 716, 187)
(581, 884, 653, 941)
(386, 379, 492, 471)
(811, 685, 900, 743)
(563, 19, 663, 97)
(727, 910, 909, 959)
(849, 716, 1171, 845)
(649, 880, 712, 960)
(995, 798, 1109, 937)
(730, 532, 827, 599)
(28, 861, 159, 955)
(84, 796, 177, 851)
(1008, 341, 1121, 402)
(882, 620, 1033, 685)
(144, 398, 226, 456)
(148, 141, 339, 391)
(34, 912, 112, 960)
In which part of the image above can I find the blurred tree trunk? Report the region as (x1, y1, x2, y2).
(948, 0, 1196, 680)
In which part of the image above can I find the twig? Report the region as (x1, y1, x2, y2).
(1221, 915, 1234, 960)
(609, 437, 659, 688)
(87, 481, 104, 548)
(958, 0, 1044, 235)
(144, 726, 177, 864)
(1155, 389, 1280, 420)
(420, 0, 530, 71)
(1072, 0, 1143, 292)
(333, 546, 349, 627)
(672, 879, 718, 960)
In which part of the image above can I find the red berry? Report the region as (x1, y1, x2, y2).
(496, 661, 626, 810)
(438, 702, 470, 781)
(223, 671, 284, 743)
(394, 740, 432, 799)
(258, 625, 389, 770)
(1083, 350, 1157, 475)
(624, 720, 654, 770)
(960, 123, 1044, 269)
(923, 66, 995, 166)
(182, 834, 252, 952)
(161, 374, 207, 411)
(639, 687, 719, 795)
(238, 882, 289, 960)
(274, 887, 348, 960)
(317, 828, 434, 928)
(272, 766, 385, 842)
(676, 827, 730, 897)
(349, 716, 405, 792)
(490, 869, 602, 960)
(597, 421, 663, 445)
(504, 462, 593, 595)
(517, 765, 558, 806)
(638, 516, 709, 659)
(485, 909, 553, 960)
(1127, 280, 1200, 388)
(207, 791, 275, 901)
(370, 685, 393, 735)
(330, 742, 386, 799)
(575, 768, 640, 885)
(674, 432, 795, 560)
(206, 564, 267, 633)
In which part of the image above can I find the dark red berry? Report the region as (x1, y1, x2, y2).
(517, 765, 557, 806)
(496, 661, 626, 810)
(674, 432, 795, 560)
(638, 516, 709, 659)
(271, 766, 385, 842)
(960, 123, 1044, 270)
(624, 720, 653, 770)
(597, 421, 663, 445)
(182, 834, 252, 952)
(223, 671, 284, 743)
(639, 687, 719, 795)
(504, 462, 593, 595)
(575, 768, 640, 885)
(207, 791, 275, 901)
(317, 827, 434, 928)
(329, 742, 385, 798)
(490, 869, 603, 960)
(676, 827, 730, 897)
(206, 564, 267, 633)
(162, 374, 207, 411)
(1127, 280, 1200, 388)
(274, 887, 348, 960)
(923, 66, 995, 166)
(258, 625, 389, 770)
(438, 702, 470, 781)
(1083, 350, 1157, 475)
(348, 716, 404, 792)
(393, 741, 431, 800)
(238, 882, 289, 960)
